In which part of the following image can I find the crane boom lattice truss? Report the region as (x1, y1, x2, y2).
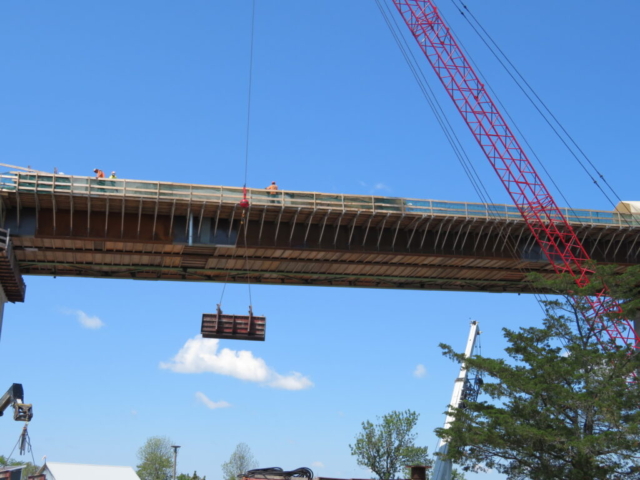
(391, 0, 639, 352)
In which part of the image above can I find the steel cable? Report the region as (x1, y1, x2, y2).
(381, 0, 550, 311)
(449, 0, 626, 218)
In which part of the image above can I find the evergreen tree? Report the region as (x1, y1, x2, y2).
(437, 265, 640, 479)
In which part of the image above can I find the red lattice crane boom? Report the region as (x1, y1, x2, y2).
(391, 0, 639, 351)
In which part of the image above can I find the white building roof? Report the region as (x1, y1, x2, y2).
(43, 462, 141, 480)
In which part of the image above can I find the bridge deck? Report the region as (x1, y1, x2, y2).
(0, 172, 636, 225)
(0, 171, 638, 296)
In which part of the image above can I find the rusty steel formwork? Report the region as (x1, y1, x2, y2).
(201, 306, 266, 341)
(0, 229, 25, 302)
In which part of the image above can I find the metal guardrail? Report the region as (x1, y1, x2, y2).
(0, 172, 638, 227)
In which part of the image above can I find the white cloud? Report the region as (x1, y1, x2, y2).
(311, 462, 324, 469)
(374, 182, 390, 191)
(160, 336, 314, 390)
(195, 392, 231, 410)
(413, 364, 427, 378)
(62, 309, 105, 329)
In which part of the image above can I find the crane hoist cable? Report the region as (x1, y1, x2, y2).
(449, 0, 626, 216)
(3, 423, 36, 467)
(378, 0, 551, 313)
(240, 0, 258, 309)
(390, 0, 639, 358)
(219, 0, 257, 311)
(380, 0, 583, 237)
(439, 0, 581, 222)
(239, 0, 257, 211)
(376, 0, 493, 209)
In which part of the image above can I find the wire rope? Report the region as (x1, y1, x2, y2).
(456, 0, 623, 203)
(449, 0, 626, 215)
(1, 425, 37, 473)
(379, 0, 550, 312)
(3, 439, 19, 466)
(435, 2, 580, 223)
(376, 0, 494, 209)
(241, 0, 257, 307)
(243, 0, 257, 189)
(243, 210, 253, 308)
(219, 0, 257, 309)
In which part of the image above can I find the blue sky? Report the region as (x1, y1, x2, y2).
(0, 1, 639, 479)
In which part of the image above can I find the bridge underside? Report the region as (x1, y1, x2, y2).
(1, 184, 637, 296)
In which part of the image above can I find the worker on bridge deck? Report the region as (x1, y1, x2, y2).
(266, 181, 278, 194)
(93, 168, 105, 179)
(266, 181, 278, 204)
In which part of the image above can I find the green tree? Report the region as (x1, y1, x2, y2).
(178, 472, 205, 480)
(136, 436, 174, 480)
(437, 265, 640, 479)
(349, 410, 431, 480)
(450, 469, 466, 480)
(222, 443, 258, 480)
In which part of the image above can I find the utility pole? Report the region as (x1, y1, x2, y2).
(171, 445, 181, 480)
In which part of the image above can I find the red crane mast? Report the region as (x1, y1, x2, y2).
(391, 0, 639, 351)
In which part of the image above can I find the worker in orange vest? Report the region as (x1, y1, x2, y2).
(266, 181, 278, 203)
(266, 181, 278, 194)
(93, 168, 105, 179)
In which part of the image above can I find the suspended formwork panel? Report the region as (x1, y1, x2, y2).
(201, 306, 265, 341)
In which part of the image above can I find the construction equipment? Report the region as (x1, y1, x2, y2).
(391, 1, 639, 355)
(0, 384, 32, 423)
(431, 321, 481, 480)
(242, 467, 314, 480)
